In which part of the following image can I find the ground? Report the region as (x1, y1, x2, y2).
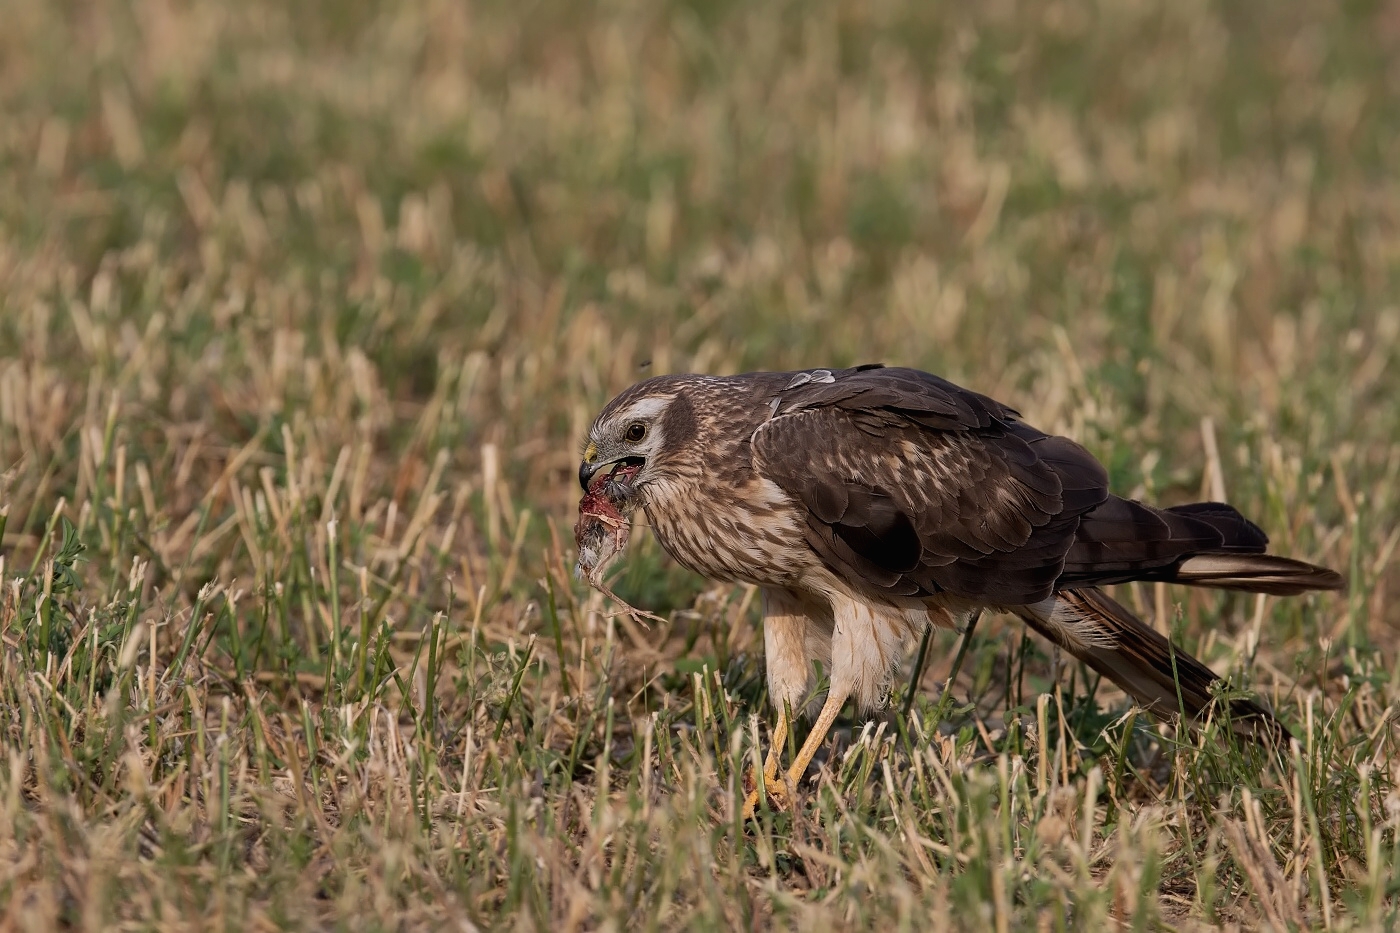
(0, 0, 1398, 929)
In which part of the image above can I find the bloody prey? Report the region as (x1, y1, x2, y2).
(573, 464, 640, 585)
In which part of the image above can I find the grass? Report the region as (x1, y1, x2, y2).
(0, 0, 1398, 928)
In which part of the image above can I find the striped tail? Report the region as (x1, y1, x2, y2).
(1060, 499, 1346, 598)
(1162, 552, 1345, 597)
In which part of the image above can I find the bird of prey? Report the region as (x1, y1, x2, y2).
(576, 364, 1344, 817)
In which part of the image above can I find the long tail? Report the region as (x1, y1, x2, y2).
(1020, 499, 1345, 742)
(1059, 499, 1346, 596)
(1018, 587, 1295, 743)
(1157, 552, 1345, 596)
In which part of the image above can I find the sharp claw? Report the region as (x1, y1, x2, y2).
(741, 773, 793, 820)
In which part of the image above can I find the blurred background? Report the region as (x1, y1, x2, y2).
(0, 0, 1398, 927)
(5, 0, 1395, 629)
(4, 0, 1398, 524)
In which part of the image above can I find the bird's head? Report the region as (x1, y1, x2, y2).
(578, 375, 699, 496)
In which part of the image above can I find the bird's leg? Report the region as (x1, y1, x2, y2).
(761, 704, 790, 787)
(778, 688, 847, 797)
(741, 705, 790, 818)
(744, 588, 814, 818)
(744, 689, 848, 818)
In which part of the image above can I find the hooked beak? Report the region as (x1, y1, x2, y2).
(578, 460, 599, 492)
(578, 455, 646, 492)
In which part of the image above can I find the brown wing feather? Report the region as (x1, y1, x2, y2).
(605, 366, 1336, 600)
(750, 366, 1341, 605)
(752, 368, 1111, 604)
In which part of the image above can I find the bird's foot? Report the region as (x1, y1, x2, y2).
(741, 769, 795, 819)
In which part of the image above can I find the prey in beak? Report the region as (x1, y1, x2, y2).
(574, 458, 645, 587)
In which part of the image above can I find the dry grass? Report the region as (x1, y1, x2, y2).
(1, 0, 1398, 928)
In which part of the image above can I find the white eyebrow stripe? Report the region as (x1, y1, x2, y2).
(613, 397, 670, 422)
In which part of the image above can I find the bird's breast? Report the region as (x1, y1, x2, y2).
(640, 474, 811, 587)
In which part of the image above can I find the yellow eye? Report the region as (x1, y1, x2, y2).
(624, 422, 647, 443)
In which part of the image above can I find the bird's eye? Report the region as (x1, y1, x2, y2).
(624, 422, 647, 443)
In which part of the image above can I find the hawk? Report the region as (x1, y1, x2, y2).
(577, 364, 1343, 816)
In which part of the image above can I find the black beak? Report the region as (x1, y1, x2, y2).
(579, 455, 645, 493)
(579, 461, 598, 492)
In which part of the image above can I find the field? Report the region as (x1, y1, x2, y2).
(1, 0, 1399, 928)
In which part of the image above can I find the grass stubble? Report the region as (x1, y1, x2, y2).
(1, 0, 1399, 929)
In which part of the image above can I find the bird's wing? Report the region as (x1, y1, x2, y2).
(751, 366, 1111, 604)
(751, 366, 1307, 604)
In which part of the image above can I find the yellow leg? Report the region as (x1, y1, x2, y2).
(781, 689, 846, 792)
(762, 706, 790, 785)
(742, 689, 848, 818)
(741, 706, 789, 819)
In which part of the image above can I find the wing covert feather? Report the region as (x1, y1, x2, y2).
(752, 370, 1112, 604)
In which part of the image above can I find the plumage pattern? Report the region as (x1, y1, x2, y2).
(579, 364, 1345, 814)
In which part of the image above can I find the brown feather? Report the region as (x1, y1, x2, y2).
(1020, 588, 1292, 744)
(583, 364, 1344, 749)
(752, 401, 1103, 604)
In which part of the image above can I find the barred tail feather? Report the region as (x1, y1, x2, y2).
(1018, 587, 1292, 744)
(1167, 553, 1346, 596)
(1060, 498, 1347, 598)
